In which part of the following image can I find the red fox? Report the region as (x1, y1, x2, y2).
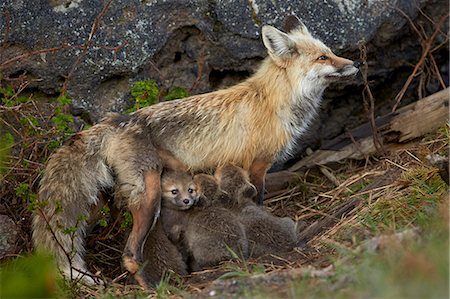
(32, 15, 359, 287)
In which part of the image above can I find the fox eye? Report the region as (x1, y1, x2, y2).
(318, 55, 329, 61)
(171, 189, 178, 195)
(188, 188, 194, 194)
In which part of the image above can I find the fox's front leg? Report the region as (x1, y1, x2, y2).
(248, 159, 272, 205)
(122, 169, 161, 289)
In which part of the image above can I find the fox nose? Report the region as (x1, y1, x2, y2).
(183, 198, 191, 205)
(353, 61, 362, 68)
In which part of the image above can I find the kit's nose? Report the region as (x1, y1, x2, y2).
(183, 198, 190, 205)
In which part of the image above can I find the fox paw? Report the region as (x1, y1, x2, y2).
(122, 254, 140, 274)
(122, 254, 151, 289)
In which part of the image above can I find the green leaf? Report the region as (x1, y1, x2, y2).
(57, 93, 73, 106)
(51, 113, 74, 132)
(98, 219, 108, 227)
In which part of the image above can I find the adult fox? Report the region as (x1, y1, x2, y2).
(32, 15, 359, 287)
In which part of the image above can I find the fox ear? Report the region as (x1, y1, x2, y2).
(262, 25, 296, 60)
(283, 15, 309, 35)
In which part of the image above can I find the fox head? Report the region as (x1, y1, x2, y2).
(262, 15, 359, 92)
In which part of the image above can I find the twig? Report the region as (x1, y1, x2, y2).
(392, 13, 449, 112)
(318, 166, 340, 187)
(359, 43, 384, 154)
(297, 198, 362, 244)
(0, 44, 74, 69)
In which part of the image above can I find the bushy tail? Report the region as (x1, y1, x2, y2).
(32, 124, 114, 283)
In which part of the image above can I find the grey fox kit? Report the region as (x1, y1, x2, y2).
(157, 166, 299, 272)
(141, 220, 188, 286)
(215, 165, 299, 257)
(159, 170, 248, 271)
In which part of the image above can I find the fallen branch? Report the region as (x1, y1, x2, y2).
(289, 88, 449, 171)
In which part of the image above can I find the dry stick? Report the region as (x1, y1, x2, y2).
(417, 6, 448, 39)
(393, 6, 448, 92)
(428, 48, 447, 89)
(34, 208, 75, 278)
(1, 7, 11, 46)
(0, 44, 75, 69)
(415, 24, 447, 98)
(297, 197, 362, 244)
(391, 13, 449, 112)
(359, 43, 384, 154)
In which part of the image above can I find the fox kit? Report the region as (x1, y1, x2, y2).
(159, 169, 199, 246)
(142, 220, 188, 285)
(215, 165, 299, 257)
(160, 170, 248, 271)
(32, 15, 359, 287)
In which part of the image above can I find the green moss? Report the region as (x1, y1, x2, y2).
(127, 79, 159, 113)
(126, 80, 189, 113)
(164, 86, 189, 101)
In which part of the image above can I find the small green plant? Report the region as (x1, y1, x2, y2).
(51, 93, 74, 134)
(120, 210, 133, 229)
(14, 182, 41, 212)
(127, 80, 189, 113)
(98, 206, 110, 227)
(164, 86, 189, 101)
(219, 245, 265, 280)
(361, 167, 446, 232)
(154, 271, 186, 298)
(127, 80, 159, 113)
(0, 85, 31, 107)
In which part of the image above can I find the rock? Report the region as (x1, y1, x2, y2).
(0, 0, 448, 158)
(0, 214, 19, 258)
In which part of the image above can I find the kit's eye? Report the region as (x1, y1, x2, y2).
(188, 188, 194, 194)
(318, 55, 329, 61)
(171, 189, 178, 195)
